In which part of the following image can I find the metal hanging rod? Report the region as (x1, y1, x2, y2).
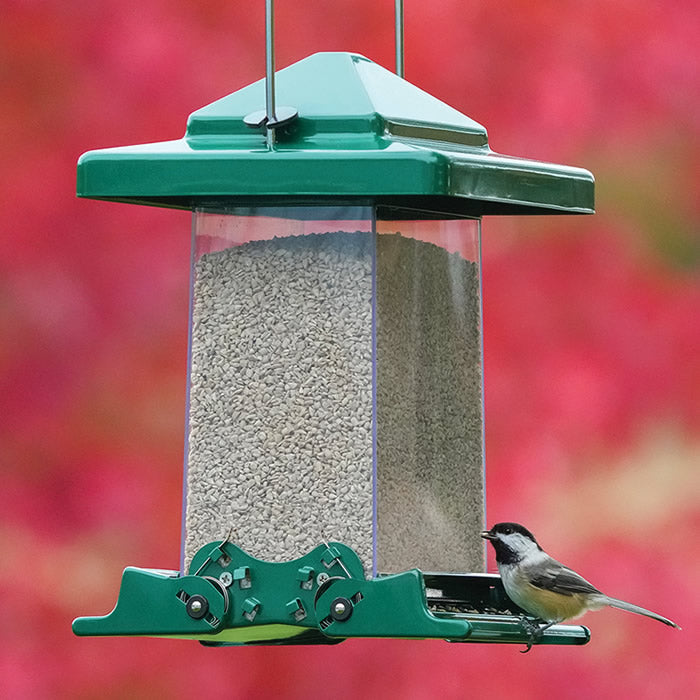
(265, 0, 277, 148)
(395, 0, 404, 78)
(251, 0, 405, 148)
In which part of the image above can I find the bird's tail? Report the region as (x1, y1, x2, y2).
(605, 597, 681, 629)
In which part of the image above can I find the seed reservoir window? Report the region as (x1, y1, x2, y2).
(184, 206, 484, 578)
(375, 213, 484, 574)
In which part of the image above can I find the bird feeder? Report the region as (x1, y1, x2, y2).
(72, 46, 593, 648)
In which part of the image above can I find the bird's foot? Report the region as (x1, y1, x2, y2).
(520, 630, 540, 653)
(518, 616, 555, 653)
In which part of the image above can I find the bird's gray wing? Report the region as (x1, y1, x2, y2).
(525, 559, 602, 597)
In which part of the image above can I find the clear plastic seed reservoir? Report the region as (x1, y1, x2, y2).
(183, 206, 484, 577)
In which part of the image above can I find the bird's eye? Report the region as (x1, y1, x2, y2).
(504, 527, 512, 534)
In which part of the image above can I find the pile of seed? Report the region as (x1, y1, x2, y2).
(184, 230, 484, 576)
(375, 233, 484, 574)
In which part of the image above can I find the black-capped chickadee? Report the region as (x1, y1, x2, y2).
(481, 522, 681, 652)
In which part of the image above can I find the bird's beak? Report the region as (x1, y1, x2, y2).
(481, 530, 496, 541)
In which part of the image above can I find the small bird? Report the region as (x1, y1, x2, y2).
(481, 522, 681, 652)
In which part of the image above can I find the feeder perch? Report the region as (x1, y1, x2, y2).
(72, 49, 593, 649)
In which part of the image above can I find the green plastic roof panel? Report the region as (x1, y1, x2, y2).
(77, 52, 594, 215)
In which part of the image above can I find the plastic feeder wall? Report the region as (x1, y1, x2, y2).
(72, 52, 593, 648)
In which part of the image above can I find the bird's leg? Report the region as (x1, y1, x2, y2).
(537, 620, 558, 634)
(517, 615, 541, 653)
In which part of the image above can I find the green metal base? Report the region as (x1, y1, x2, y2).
(72, 540, 589, 649)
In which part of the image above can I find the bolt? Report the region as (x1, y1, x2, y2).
(186, 594, 209, 619)
(329, 596, 353, 622)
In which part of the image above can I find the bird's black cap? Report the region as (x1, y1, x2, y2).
(481, 522, 542, 564)
(481, 522, 539, 543)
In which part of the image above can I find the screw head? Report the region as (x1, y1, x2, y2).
(316, 572, 330, 586)
(329, 596, 353, 622)
(186, 594, 209, 620)
(219, 571, 233, 587)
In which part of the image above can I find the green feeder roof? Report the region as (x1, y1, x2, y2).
(77, 52, 594, 215)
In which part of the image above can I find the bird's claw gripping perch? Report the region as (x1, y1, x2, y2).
(518, 616, 542, 653)
(518, 616, 558, 653)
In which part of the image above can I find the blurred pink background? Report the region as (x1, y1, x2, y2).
(1, 1, 698, 697)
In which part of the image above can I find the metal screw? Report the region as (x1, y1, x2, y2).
(316, 572, 330, 586)
(329, 596, 353, 622)
(185, 594, 209, 620)
(219, 572, 233, 587)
